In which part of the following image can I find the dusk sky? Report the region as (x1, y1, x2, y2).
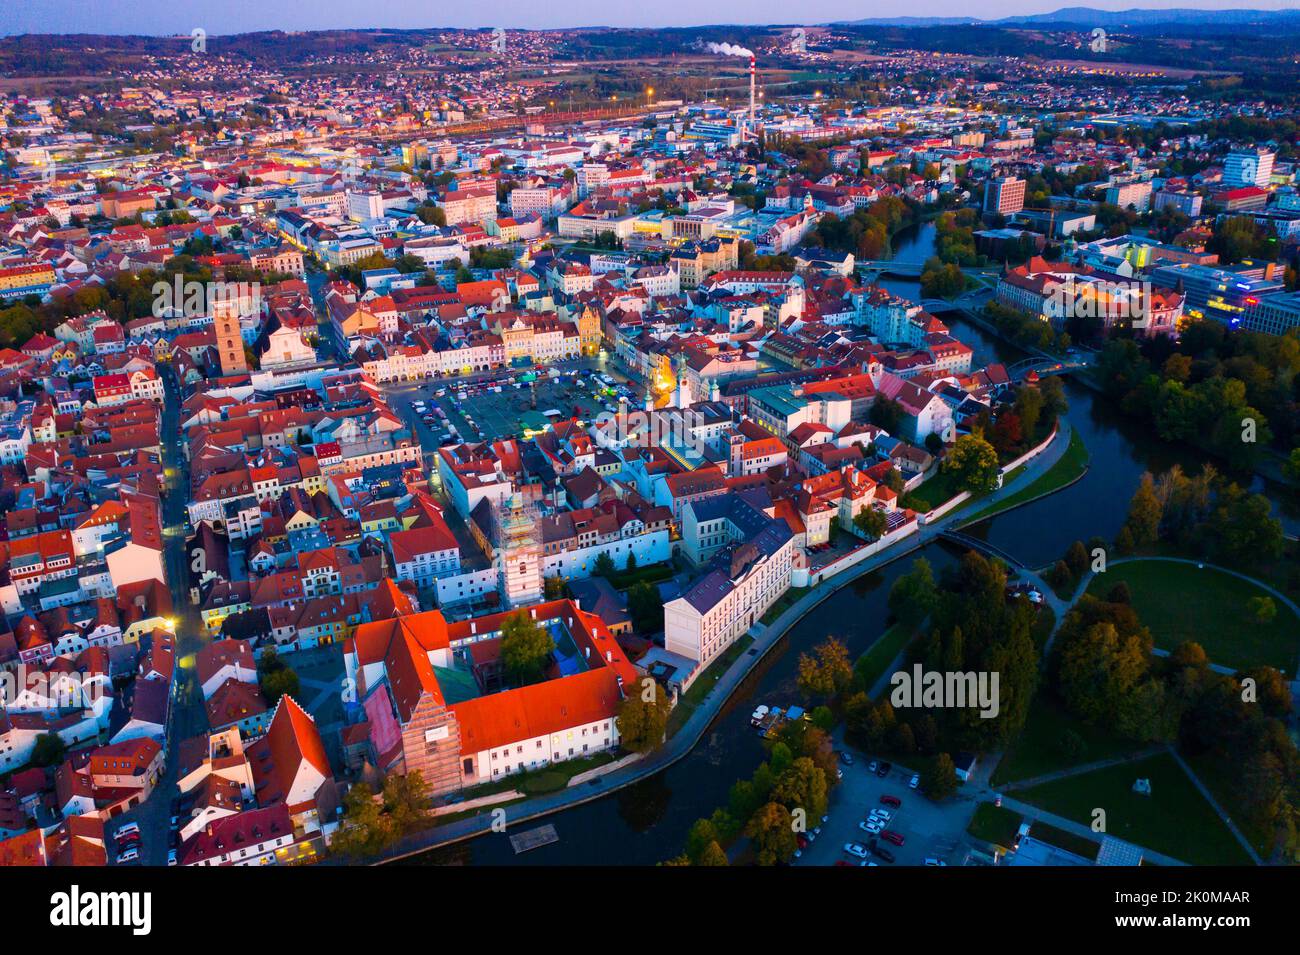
(0, 0, 1295, 35)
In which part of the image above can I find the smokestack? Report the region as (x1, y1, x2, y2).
(749, 56, 756, 130)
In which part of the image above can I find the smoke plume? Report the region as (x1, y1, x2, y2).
(706, 42, 753, 58)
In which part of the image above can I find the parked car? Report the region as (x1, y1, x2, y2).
(924, 858, 947, 866)
(114, 822, 140, 840)
(870, 844, 895, 863)
(876, 761, 892, 777)
(167, 849, 177, 866)
(115, 848, 140, 865)
(880, 794, 901, 808)
(867, 760, 878, 774)
(881, 830, 905, 847)
(843, 842, 869, 859)
(859, 820, 884, 835)
(839, 751, 854, 765)
(909, 774, 920, 790)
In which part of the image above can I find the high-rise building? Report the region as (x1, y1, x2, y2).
(1224, 148, 1275, 189)
(983, 176, 1025, 216)
(213, 299, 248, 377)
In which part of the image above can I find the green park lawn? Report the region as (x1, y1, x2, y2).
(971, 426, 1089, 523)
(991, 693, 1146, 786)
(855, 621, 917, 696)
(966, 802, 1022, 849)
(1014, 752, 1253, 866)
(1085, 560, 1298, 673)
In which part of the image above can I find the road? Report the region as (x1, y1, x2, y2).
(108, 365, 210, 867)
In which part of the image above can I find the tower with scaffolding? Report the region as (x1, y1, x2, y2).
(493, 492, 543, 609)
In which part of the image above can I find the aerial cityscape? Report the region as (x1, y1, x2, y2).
(0, 1, 1297, 915)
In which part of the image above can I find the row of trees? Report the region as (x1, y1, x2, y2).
(1095, 321, 1300, 466)
(1119, 466, 1284, 569)
(666, 715, 839, 866)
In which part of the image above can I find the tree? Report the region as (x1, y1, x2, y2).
(257, 645, 300, 706)
(746, 802, 798, 865)
(943, 431, 1000, 494)
(1124, 473, 1163, 546)
(1209, 489, 1284, 568)
(797, 637, 854, 699)
(1014, 386, 1045, 439)
(921, 753, 958, 800)
(853, 506, 888, 541)
(331, 772, 432, 859)
(32, 732, 66, 767)
(1064, 540, 1089, 578)
(770, 757, 830, 820)
(1248, 596, 1278, 625)
(869, 396, 904, 433)
(593, 552, 616, 579)
(331, 782, 395, 858)
(500, 610, 556, 684)
(1284, 448, 1300, 485)
(888, 557, 937, 628)
(696, 841, 730, 866)
(627, 580, 664, 633)
(616, 677, 672, 753)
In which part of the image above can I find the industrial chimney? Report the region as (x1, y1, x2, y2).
(749, 55, 756, 131)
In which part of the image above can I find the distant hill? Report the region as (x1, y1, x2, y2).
(836, 6, 1300, 29)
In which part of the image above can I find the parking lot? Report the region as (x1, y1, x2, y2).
(383, 358, 638, 444)
(796, 749, 976, 867)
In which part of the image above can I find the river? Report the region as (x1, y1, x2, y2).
(402, 220, 1297, 865)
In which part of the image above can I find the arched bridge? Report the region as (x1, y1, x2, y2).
(938, 530, 1026, 569)
(1006, 357, 1089, 381)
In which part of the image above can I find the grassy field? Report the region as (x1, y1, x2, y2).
(667, 635, 754, 736)
(903, 466, 967, 512)
(1186, 752, 1274, 859)
(1014, 752, 1253, 865)
(970, 426, 1089, 523)
(760, 586, 810, 625)
(991, 694, 1146, 786)
(967, 802, 1022, 849)
(1085, 560, 1298, 673)
(855, 621, 916, 695)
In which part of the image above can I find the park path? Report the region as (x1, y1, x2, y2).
(1069, 555, 1300, 674)
(1165, 747, 1264, 866)
(996, 746, 1166, 793)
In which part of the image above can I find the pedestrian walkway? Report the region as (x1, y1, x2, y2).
(997, 747, 1166, 793)
(1166, 747, 1263, 865)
